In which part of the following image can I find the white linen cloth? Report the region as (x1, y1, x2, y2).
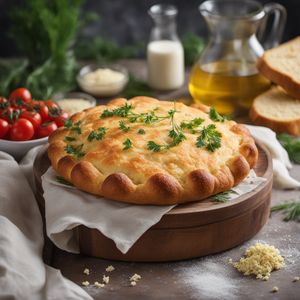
(246, 125, 300, 189)
(0, 148, 92, 300)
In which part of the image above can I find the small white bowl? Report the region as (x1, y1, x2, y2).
(0, 137, 48, 161)
(54, 92, 96, 116)
(77, 64, 129, 97)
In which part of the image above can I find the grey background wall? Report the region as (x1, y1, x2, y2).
(0, 0, 299, 57)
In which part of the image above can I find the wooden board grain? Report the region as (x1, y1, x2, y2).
(34, 142, 272, 262)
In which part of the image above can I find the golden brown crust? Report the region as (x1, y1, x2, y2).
(257, 56, 300, 100)
(48, 97, 258, 205)
(249, 103, 300, 136)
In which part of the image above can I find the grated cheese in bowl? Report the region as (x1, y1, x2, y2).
(233, 242, 284, 280)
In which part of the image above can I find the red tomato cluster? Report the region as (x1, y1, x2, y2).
(0, 88, 69, 141)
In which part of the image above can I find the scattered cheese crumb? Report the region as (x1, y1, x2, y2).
(82, 281, 90, 286)
(105, 265, 115, 272)
(228, 258, 233, 264)
(94, 281, 105, 288)
(103, 275, 110, 284)
(293, 276, 300, 282)
(271, 286, 279, 293)
(233, 243, 284, 280)
(83, 268, 90, 275)
(130, 281, 137, 287)
(130, 273, 142, 282)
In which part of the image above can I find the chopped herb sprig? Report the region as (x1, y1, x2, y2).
(64, 144, 85, 158)
(271, 201, 300, 222)
(119, 120, 130, 132)
(64, 120, 82, 134)
(213, 190, 238, 202)
(196, 124, 222, 152)
(87, 127, 107, 142)
(209, 107, 226, 122)
(123, 138, 133, 150)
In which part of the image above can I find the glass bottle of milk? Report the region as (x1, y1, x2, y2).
(147, 4, 184, 90)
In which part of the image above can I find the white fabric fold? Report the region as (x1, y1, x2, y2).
(42, 168, 174, 254)
(0, 150, 92, 300)
(246, 125, 300, 189)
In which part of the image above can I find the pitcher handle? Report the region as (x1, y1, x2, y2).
(257, 3, 287, 50)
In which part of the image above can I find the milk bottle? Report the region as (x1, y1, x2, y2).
(147, 4, 184, 90)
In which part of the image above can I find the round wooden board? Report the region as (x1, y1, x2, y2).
(34, 142, 272, 262)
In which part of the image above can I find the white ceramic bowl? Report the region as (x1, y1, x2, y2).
(0, 137, 48, 161)
(54, 92, 97, 116)
(77, 64, 129, 97)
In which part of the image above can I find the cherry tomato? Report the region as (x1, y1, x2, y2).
(45, 100, 59, 110)
(36, 121, 58, 138)
(9, 88, 32, 107)
(0, 107, 21, 124)
(10, 118, 34, 141)
(0, 119, 10, 139)
(20, 111, 42, 131)
(31, 100, 49, 121)
(0, 97, 9, 111)
(53, 111, 69, 127)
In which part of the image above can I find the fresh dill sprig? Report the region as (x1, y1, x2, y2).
(64, 120, 82, 134)
(209, 107, 225, 123)
(123, 138, 133, 150)
(271, 201, 300, 222)
(87, 127, 107, 142)
(64, 144, 85, 158)
(196, 124, 222, 152)
(213, 190, 238, 202)
(56, 176, 73, 187)
(119, 120, 130, 132)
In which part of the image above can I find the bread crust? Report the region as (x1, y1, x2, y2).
(257, 37, 300, 99)
(48, 97, 258, 205)
(249, 87, 300, 136)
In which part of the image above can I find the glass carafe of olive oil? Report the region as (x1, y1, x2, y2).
(189, 0, 286, 116)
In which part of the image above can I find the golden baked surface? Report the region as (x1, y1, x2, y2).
(48, 97, 258, 205)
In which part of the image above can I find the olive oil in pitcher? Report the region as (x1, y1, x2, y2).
(190, 0, 286, 116)
(189, 61, 271, 116)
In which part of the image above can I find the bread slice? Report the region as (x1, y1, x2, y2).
(250, 86, 300, 136)
(257, 36, 300, 99)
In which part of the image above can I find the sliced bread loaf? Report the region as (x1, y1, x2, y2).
(250, 86, 300, 136)
(257, 36, 300, 99)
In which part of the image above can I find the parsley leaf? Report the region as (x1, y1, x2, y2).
(180, 117, 204, 130)
(101, 103, 133, 118)
(123, 138, 133, 150)
(119, 120, 130, 132)
(196, 124, 222, 152)
(64, 144, 85, 158)
(209, 107, 225, 122)
(64, 120, 82, 134)
(87, 127, 107, 142)
(147, 141, 163, 152)
(137, 128, 145, 134)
